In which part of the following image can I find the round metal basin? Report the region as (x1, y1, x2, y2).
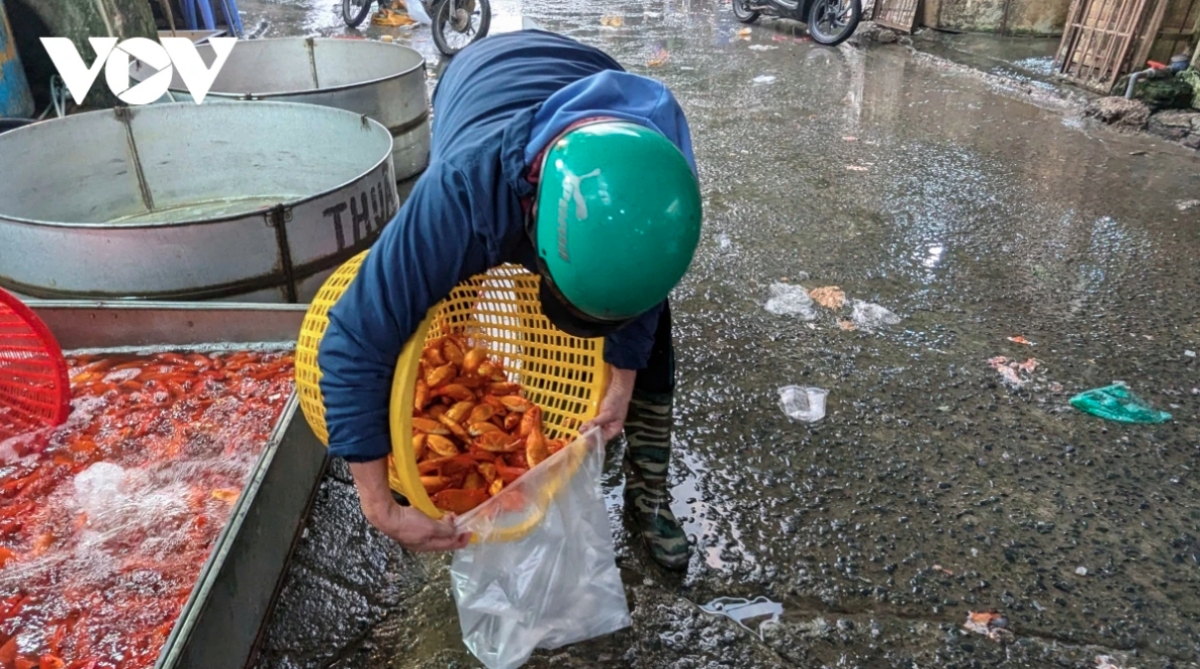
(132, 38, 430, 183)
(0, 101, 399, 303)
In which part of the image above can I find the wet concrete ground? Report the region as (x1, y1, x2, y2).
(243, 1, 1200, 667)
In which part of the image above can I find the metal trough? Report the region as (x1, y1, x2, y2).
(0, 102, 398, 302)
(28, 301, 324, 669)
(133, 37, 431, 183)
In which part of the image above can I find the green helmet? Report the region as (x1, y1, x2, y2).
(531, 121, 702, 338)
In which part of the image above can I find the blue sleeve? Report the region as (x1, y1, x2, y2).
(317, 164, 490, 463)
(653, 86, 698, 177)
(603, 301, 664, 370)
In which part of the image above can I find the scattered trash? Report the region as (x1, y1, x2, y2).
(1075, 566, 1088, 576)
(380, 34, 395, 42)
(372, 8, 417, 26)
(808, 286, 845, 310)
(1070, 383, 1172, 424)
(989, 357, 1024, 387)
(850, 300, 900, 331)
(837, 319, 857, 331)
(1007, 335, 1034, 345)
(845, 165, 869, 171)
(1128, 150, 1148, 156)
(963, 611, 1010, 641)
(600, 14, 624, 27)
(737, 27, 752, 39)
(407, 0, 432, 24)
(1186, 350, 1196, 358)
(842, 135, 857, 141)
(1176, 199, 1200, 212)
(765, 283, 817, 320)
(647, 48, 670, 67)
(778, 386, 827, 422)
(699, 596, 782, 640)
(932, 564, 954, 575)
(747, 44, 777, 51)
(752, 75, 776, 84)
(1096, 655, 1138, 669)
(987, 356, 1039, 388)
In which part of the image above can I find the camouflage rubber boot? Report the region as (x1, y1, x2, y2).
(623, 390, 690, 571)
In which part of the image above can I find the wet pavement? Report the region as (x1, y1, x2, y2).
(244, 1, 1200, 667)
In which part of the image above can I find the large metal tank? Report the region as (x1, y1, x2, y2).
(133, 38, 431, 183)
(0, 101, 398, 302)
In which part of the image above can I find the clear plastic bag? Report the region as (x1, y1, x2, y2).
(407, 0, 433, 25)
(450, 429, 631, 669)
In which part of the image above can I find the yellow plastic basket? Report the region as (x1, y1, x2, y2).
(296, 250, 608, 528)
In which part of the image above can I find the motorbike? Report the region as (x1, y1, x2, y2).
(732, 0, 862, 46)
(342, 0, 491, 56)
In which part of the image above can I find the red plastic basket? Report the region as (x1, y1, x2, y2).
(0, 288, 71, 441)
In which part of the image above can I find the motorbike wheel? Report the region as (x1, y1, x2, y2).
(343, 0, 373, 28)
(432, 0, 491, 56)
(731, 0, 760, 23)
(807, 0, 861, 46)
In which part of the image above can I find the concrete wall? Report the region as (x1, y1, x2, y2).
(921, 0, 1072, 36)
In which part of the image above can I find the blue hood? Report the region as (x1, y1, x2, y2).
(523, 69, 698, 175)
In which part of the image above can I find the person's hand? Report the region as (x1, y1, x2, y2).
(364, 501, 471, 552)
(580, 366, 637, 442)
(349, 458, 470, 551)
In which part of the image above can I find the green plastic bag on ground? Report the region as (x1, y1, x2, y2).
(1069, 383, 1172, 424)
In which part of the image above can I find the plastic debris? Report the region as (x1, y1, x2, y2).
(752, 74, 776, 84)
(1007, 335, 1034, 345)
(988, 356, 1038, 388)
(765, 283, 817, 320)
(850, 300, 900, 331)
(1069, 383, 1171, 424)
(407, 0, 432, 24)
(845, 165, 869, 171)
(699, 597, 782, 640)
(380, 34, 395, 42)
(808, 286, 845, 310)
(932, 564, 954, 575)
(837, 319, 857, 331)
(1186, 350, 1196, 358)
(989, 357, 1024, 387)
(843, 135, 857, 141)
(647, 48, 670, 67)
(1176, 199, 1200, 212)
(963, 611, 1010, 641)
(737, 27, 752, 39)
(778, 386, 827, 422)
(1096, 655, 1137, 669)
(372, 8, 417, 26)
(1075, 566, 1088, 576)
(600, 14, 624, 27)
(748, 44, 777, 51)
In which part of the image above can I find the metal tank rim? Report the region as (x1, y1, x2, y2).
(0, 100, 395, 229)
(149, 37, 427, 100)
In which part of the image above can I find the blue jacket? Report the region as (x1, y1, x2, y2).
(318, 30, 696, 463)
